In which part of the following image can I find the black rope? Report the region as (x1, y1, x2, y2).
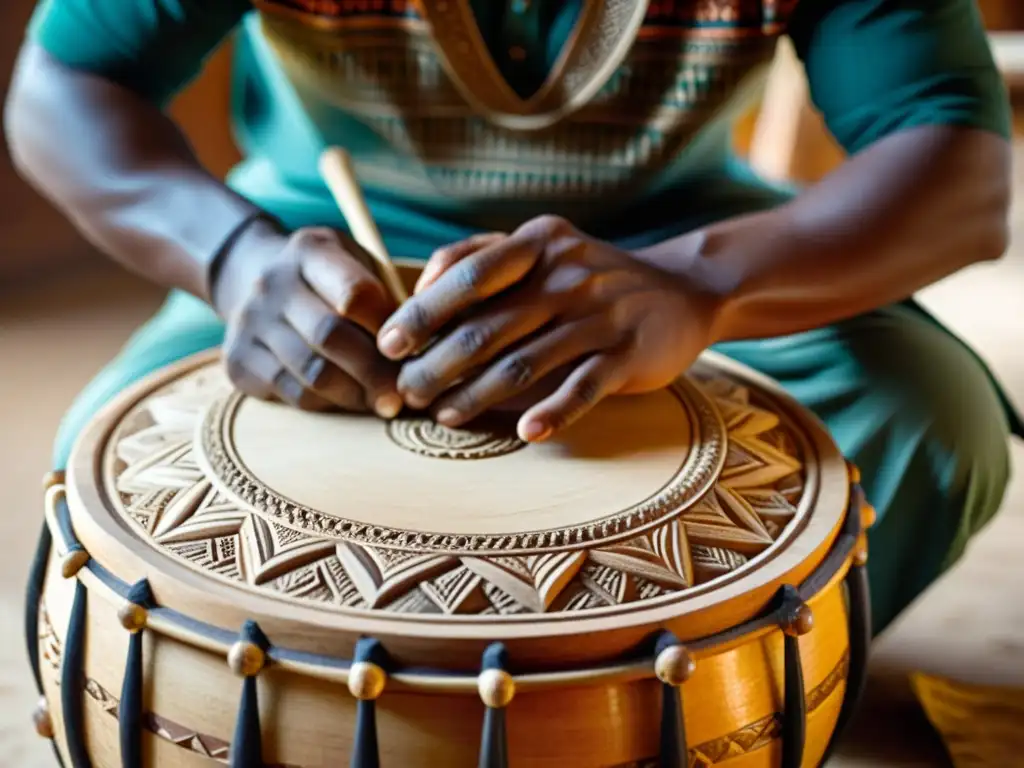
(25, 520, 52, 693)
(478, 643, 511, 768)
(654, 632, 689, 768)
(229, 621, 270, 768)
(834, 562, 872, 745)
(56, 498, 86, 572)
(119, 580, 154, 768)
(349, 637, 389, 768)
(61, 580, 92, 768)
(778, 585, 807, 768)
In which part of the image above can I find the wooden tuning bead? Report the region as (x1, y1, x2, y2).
(33, 697, 53, 739)
(854, 534, 870, 567)
(781, 602, 815, 637)
(478, 668, 516, 709)
(42, 471, 65, 491)
(860, 501, 877, 531)
(348, 661, 386, 701)
(655, 644, 696, 687)
(61, 548, 89, 579)
(117, 600, 148, 633)
(228, 640, 266, 678)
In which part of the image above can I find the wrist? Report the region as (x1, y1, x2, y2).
(632, 230, 740, 345)
(633, 208, 797, 343)
(210, 213, 288, 320)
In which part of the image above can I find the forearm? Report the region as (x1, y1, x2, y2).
(3, 43, 265, 305)
(645, 125, 1012, 342)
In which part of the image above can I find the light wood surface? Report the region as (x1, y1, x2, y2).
(61, 264, 851, 663)
(31, 278, 863, 764)
(4, 204, 1022, 765)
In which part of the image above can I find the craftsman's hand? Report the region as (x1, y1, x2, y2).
(376, 216, 724, 441)
(213, 224, 403, 417)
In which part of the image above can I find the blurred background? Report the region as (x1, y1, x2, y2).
(0, 1, 1022, 765)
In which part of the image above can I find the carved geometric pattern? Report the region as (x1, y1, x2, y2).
(386, 416, 526, 459)
(200, 380, 727, 554)
(105, 365, 807, 616)
(257, 0, 791, 202)
(39, 596, 847, 768)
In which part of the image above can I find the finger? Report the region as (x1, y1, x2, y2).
(272, 367, 334, 412)
(279, 282, 403, 418)
(296, 229, 398, 335)
(516, 352, 630, 442)
(378, 233, 545, 361)
(415, 232, 506, 294)
(225, 339, 330, 410)
(397, 292, 553, 409)
(224, 339, 278, 400)
(259, 320, 366, 412)
(432, 316, 620, 426)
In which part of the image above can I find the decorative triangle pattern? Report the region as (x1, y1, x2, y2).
(336, 543, 459, 608)
(43, 585, 850, 768)
(107, 367, 809, 615)
(421, 566, 490, 614)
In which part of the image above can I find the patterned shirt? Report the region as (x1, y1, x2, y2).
(28, 0, 1009, 258)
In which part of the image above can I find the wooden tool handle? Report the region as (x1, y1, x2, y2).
(318, 147, 409, 304)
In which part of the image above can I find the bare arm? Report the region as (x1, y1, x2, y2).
(3, 43, 273, 310)
(641, 124, 1012, 341)
(4, 41, 402, 415)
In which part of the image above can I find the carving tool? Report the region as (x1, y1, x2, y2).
(319, 146, 409, 304)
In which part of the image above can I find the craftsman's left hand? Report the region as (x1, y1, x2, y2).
(376, 216, 724, 442)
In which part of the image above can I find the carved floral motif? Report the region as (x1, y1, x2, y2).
(105, 363, 807, 616)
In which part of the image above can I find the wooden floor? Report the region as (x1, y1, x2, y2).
(0, 162, 1021, 767)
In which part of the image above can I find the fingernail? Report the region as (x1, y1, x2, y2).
(519, 420, 551, 442)
(374, 393, 403, 420)
(404, 392, 430, 410)
(379, 328, 411, 359)
(436, 407, 461, 426)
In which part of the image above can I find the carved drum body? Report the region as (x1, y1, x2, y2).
(28, 344, 872, 767)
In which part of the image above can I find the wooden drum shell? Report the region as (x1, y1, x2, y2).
(36, 482, 857, 767)
(28, 267, 872, 766)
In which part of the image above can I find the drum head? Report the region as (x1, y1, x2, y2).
(67, 350, 848, 668)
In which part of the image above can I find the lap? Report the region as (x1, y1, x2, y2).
(715, 302, 1013, 633)
(53, 290, 225, 467)
(54, 295, 1013, 633)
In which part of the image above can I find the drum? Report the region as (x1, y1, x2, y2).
(25, 337, 874, 766)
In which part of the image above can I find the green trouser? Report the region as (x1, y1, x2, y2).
(51, 290, 1013, 635)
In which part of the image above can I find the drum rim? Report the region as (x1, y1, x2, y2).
(65, 348, 850, 666)
(195, 372, 728, 556)
(44, 482, 863, 692)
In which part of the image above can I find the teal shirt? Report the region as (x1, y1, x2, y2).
(27, 0, 1010, 258)
(26, 2, 1021, 640)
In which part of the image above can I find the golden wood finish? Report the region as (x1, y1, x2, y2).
(34, 264, 865, 766)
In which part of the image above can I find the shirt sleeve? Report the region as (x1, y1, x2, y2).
(27, 0, 252, 106)
(786, 0, 1012, 155)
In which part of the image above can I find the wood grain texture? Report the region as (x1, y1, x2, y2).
(32, 263, 862, 765)
(59, 264, 850, 669)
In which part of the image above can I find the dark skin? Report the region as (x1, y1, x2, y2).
(5, 45, 1012, 442)
(380, 125, 1012, 442)
(6, 44, 403, 419)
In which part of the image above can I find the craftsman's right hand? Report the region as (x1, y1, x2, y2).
(211, 223, 404, 418)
